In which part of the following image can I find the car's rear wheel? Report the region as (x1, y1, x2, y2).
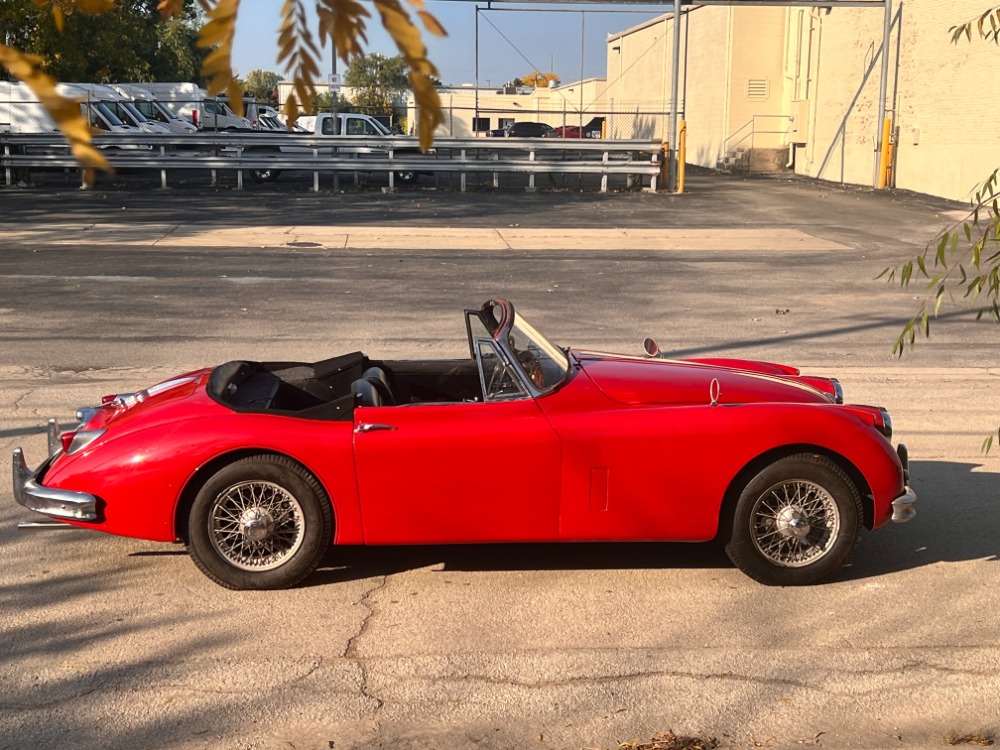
(186, 455, 332, 590)
(725, 454, 862, 586)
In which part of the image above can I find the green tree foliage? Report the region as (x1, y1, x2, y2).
(883, 5, 1000, 453)
(244, 69, 282, 105)
(0, 0, 205, 83)
(344, 52, 408, 114)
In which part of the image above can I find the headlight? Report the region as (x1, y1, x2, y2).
(832, 379, 844, 404)
(878, 408, 893, 440)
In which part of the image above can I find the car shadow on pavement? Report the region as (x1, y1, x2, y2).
(310, 459, 998, 586)
(841, 459, 999, 580)
(310, 541, 731, 586)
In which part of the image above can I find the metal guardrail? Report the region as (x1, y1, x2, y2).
(0, 132, 664, 192)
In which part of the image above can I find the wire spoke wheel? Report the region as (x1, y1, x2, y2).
(749, 479, 840, 567)
(724, 454, 862, 586)
(187, 455, 333, 589)
(208, 480, 305, 571)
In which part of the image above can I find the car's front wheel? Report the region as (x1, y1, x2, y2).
(725, 454, 862, 585)
(186, 455, 332, 589)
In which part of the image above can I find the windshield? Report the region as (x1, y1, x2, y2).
(92, 102, 125, 127)
(119, 101, 149, 123)
(506, 313, 569, 391)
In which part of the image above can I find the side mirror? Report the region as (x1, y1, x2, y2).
(643, 337, 661, 357)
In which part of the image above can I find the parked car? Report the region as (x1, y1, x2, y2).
(13, 299, 914, 590)
(486, 121, 554, 138)
(547, 117, 606, 139)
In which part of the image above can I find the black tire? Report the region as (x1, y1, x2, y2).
(250, 168, 282, 183)
(186, 455, 332, 590)
(246, 147, 282, 183)
(725, 453, 862, 586)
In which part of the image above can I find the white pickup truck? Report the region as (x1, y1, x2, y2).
(242, 111, 425, 184)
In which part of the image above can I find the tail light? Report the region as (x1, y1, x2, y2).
(192, 108, 199, 126)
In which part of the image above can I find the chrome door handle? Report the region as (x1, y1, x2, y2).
(355, 423, 397, 433)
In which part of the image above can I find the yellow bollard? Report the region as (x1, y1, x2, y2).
(877, 117, 892, 189)
(677, 120, 687, 194)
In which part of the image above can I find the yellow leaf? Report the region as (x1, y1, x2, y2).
(417, 10, 446, 37)
(196, 0, 245, 116)
(0, 44, 109, 174)
(68, 0, 116, 12)
(316, 0, 370, 61)
(157, 0, 187, 19)
(371, 0, 443, 148)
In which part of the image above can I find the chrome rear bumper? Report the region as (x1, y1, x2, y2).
(891, 443, 916, 523)
(12, 448, 98, 521)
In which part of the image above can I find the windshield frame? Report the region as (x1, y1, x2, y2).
(465, 299, 570, 399)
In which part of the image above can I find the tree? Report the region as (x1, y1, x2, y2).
(522, 71, 560, 88)
(344, 52, 407, 114)
(883, 5, 1000, 452)
(244, 69, 282, 105)
(0, 0, 206, 83)
(0, 0, 447, 179)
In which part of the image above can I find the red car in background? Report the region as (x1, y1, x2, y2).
(548, 116, 606, 139)
(13, 299, 914, 590)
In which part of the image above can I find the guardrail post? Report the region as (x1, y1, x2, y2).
(159, 146, 167, 189)
(601, 151, 609, 193)
(388, 147, 395, 192)
(4, 144, 10, 187)
(527, 148, 536, 192)
(460, 149, 467, 193)
(313, 147, 320, 192)
(660, 140, 670, 190)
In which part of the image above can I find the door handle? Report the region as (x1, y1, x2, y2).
(355, 422, 397, 434)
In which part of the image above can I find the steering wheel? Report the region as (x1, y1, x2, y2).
(517, 350, 545, 389)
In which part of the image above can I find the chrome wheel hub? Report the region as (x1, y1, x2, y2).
(209, 481, 305, 571)
(750, 479, 840, 568)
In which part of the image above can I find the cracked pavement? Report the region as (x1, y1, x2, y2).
(1, 174, 999, 750)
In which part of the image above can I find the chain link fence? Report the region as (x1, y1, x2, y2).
(407, 104, 671, 141)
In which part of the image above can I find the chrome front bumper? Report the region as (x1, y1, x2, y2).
(891, 443, 916, 523)
(12, 448, 98, 521)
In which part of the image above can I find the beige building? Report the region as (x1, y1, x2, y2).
(603, 2, 1000, 202)
(409, 80, 609, 137)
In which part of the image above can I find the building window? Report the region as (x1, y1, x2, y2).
(746, 78, 769, 101)
(499, 117, 514, 129)
(472, 117, 490, 133)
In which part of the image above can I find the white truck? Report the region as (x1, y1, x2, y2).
(62, 83, 172, 134)
(243, 111, 425, 184)
(0, 81, 139, 135)
(111, 84, 197, 134)
(120, 82, 252, 131)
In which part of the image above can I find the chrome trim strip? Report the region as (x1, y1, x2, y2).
(12, 448, 98, 521)
(891, 487, 917, 523)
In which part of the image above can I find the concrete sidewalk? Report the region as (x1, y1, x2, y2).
(0, 224, 848, 251)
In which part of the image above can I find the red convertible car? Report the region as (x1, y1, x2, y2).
(13, 299, 914, 589)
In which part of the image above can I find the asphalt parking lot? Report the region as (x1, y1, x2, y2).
(1, 171, 998, 750)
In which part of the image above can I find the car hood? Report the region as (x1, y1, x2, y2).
(571, 351, 832, 406)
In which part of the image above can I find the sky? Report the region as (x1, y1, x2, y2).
(231, 2, 669, 88)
